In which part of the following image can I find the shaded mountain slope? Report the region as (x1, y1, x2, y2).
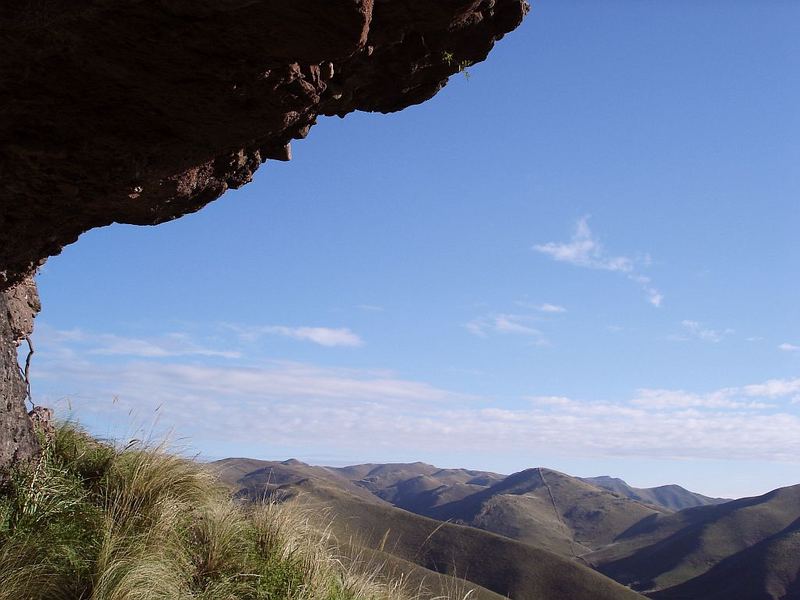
(243, 477, 647, 600)
(652, 516, 800, 600)
(588, 484, 800, 598)
(583, 476, 729, 511)
(334, 462, 504, 514)
(428, 468, 665, 555)
(219, 458, 800, 599)
(218, 459, 666, 558)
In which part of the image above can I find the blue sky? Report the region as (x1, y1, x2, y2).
(32, 1, 799, 498)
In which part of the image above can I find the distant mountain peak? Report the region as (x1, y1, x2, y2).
(581, 476, 729, 511)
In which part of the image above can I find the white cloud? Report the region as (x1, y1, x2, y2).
(673, 320, 734, 343)
(36, 358, 471, 408)
(227, 324, 363, 347)
(534, 217, 663, 307)
(516, 302, 566, 313)
(36, 357, 800, 463)
(32, 327, 800, 465)
(742, 378, 800, 398)
(533, 216, 633, 272)
(528, 395, 575, 407)
(538, 303, 566, 313)
(468, 301, 566, 341)
(630, 274, 664, 308)
(779, 343, 800, 352)
(357, 304, 384, 312)
(41, 327, 240, 359)
(465, 313, 546, 343)
(631, 388, 769, 410)
(259, 326, 363, 347)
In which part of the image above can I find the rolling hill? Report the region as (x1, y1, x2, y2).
(215, 457, 800, 599)
(341, 462, 506, 514)
(587, 484, 800, 599)
(216, 460, 669, 558)
(235, 475, 647, 600)
(426, 468, 667, 555)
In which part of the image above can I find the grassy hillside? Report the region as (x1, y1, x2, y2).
(0, 426, 468, 600)
(338, 463, 504, 514)
(652, 517, 800, 600)
(215, 458, 384, 505)
(219, 460, 666, 558)
(588, 485, 800, 598)
(215, 460, 505, 519)
(581, 476, 729, 511)
(339, 544, 508, 600)
(427, 468, 665, 555)
(234, 473, 647, 600)
(217, 457, 800, 599)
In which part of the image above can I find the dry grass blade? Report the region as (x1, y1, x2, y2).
(0, 422, 471, 600)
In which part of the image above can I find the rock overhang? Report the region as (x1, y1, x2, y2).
(0, 0, 528, 290)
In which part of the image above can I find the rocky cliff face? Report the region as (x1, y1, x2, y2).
(0, 279, 41, 470)
(0, 0, 527, 466)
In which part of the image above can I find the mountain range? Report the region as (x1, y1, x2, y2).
(213, 458, 799, 600)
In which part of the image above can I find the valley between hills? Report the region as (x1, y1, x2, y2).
(215, 458, 800, 600)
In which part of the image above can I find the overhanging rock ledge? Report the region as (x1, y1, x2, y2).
(0, 0, 528, 466)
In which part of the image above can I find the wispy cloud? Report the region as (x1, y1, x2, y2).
(41, 328, 241, 359)
(742, 378, 800, 398)
(516, 301, 567, 314)
(31, 325, 800, 464)
(533, 216, 663, 307)
(537, 303, 567, 313)
(669, 320, 734, 343)
(528, 395, 575, 407)
(36, 348, 800, 463)
(465, 313, 546, 343)
(227, 324, 363, 347)
(779, 342, 800, 352)
(533, 216, 634, 272)
(631, 388, 769, 410)
(259, 326, 363, 347)
(357, 304, 384, 313)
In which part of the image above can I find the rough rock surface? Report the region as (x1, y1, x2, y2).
(0, 278, 41, 471)
(0, 0, 527, 465)
(0, 0, 528, 290)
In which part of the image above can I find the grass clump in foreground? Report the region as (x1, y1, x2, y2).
(0, 424, 433, 600)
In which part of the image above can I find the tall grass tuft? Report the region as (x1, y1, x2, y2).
(0, 422, 472, 600)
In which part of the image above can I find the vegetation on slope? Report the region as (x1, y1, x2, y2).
(0, 424, 456, 600)
(234, 476, 647, 600)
